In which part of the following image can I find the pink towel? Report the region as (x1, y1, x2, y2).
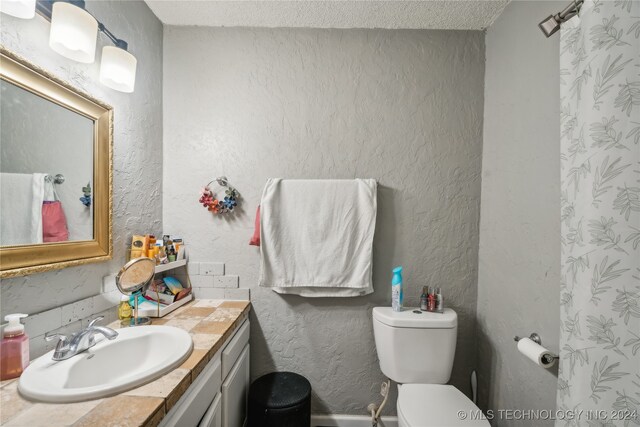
(42, 201, 69, 242)
(249, 205, 260, 246)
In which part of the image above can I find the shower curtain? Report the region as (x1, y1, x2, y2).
(558, 0, 640, 424)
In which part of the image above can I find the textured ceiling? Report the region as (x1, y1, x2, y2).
(145, 1, 510, 30)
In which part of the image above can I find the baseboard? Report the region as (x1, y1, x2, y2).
(311, 414, 399, 427)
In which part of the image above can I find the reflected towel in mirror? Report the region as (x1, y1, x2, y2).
(0, 173, 45, 245)
(42, 177, 69, 242)
(42, 201, 69, 242)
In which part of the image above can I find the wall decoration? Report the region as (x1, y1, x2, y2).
(80, 182, 91, 207)
(199, 176, 239, 215)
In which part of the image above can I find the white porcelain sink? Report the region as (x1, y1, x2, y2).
(18, 325, 193, 403)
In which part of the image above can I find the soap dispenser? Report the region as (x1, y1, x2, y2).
(0, 313, 29, 380)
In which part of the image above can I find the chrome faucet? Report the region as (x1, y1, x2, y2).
(45, 316, 118, 361)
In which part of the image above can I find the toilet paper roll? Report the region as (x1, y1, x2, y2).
(517, 337, 557, 368)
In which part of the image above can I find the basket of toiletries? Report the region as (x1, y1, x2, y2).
(122, 233, 193, 318)
(134, 275, 193, 318)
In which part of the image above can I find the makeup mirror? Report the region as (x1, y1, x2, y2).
(116, 257, 155, 326)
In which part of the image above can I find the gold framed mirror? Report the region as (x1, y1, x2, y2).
(0, 48, 112, 278)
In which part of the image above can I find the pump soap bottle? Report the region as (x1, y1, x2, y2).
(0, 314, 29, 380)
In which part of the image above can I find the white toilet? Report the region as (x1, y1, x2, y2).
(373, 307, 489, 427)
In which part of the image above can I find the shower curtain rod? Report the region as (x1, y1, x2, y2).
(539, 0, 584, 37)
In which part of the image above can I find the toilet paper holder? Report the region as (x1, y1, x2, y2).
(514, 332, 559, 364)
(514, 332, 542, 345)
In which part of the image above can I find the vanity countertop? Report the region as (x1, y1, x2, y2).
(0, 299, 251, 427)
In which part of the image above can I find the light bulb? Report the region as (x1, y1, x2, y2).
(49, 2, 97, 63)
(0, 0, 36, 19)
(99, 46, 137, 93)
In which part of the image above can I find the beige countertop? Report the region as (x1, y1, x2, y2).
(0, 299, 251, 427)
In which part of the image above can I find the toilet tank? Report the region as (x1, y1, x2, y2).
(372, 307, 457, 384)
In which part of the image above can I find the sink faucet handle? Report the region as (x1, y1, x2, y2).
(87, 316, 105, 328)
(45, 332, 67, 342)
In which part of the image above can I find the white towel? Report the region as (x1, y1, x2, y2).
(0, 173, 45, 245)
(259, 178, 377, 297)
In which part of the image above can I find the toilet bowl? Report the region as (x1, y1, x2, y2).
(397, 384, 489, 427)
(372, 307, 489, 427)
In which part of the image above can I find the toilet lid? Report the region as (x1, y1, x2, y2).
(398, 384, 490, 427)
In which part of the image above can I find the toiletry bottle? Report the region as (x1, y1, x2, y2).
(118, 295, 132, 320)
(420, 287, 428, 311)
(436, 287, 443, 311)
(391, 266, 403, 312)
(428, 287, 436, 311)
(158, 246, 169, 264)
(0, 314, 29, 380)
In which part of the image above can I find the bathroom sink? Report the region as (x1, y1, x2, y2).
(18, 325, 193, 403)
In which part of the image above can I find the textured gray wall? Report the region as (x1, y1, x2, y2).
(0, 1, 163, 315)
(478, 1, 561, 424)
(163, 27, 484, 415)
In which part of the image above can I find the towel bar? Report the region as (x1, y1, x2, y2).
(45, 174, 65, 184)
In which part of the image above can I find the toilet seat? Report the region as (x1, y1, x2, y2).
(397, 384, 490, 427)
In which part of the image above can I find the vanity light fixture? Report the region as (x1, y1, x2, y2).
(99, 44, 136, 93)
(49, 1, 97, 63)
(0, 0, 137, 92)
(0, 0, 36, 19)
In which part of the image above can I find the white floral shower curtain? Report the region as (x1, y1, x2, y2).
(558, 0, 640, 424)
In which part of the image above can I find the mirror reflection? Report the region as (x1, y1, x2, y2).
(0, 78, 94, 246)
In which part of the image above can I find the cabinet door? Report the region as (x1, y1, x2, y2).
(159, 355, 222, 427)
(222, 320, 250, 379)
(222, 344, 250, 427)
(199, 392, 222, 427)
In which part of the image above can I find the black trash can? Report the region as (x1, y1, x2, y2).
(248, 372, 311, 427)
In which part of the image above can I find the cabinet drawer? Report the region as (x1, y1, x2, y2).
(222, 344, 250, 427)
(222, 319, 250, 379)
(160, 354, 222, 427)
(199, 392, 222, 427)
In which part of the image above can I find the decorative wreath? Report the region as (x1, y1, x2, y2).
(199, 176, 240, 215)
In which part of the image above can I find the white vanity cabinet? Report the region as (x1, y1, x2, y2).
(199, 393, 222, 427)
(221, 344, 250, 427)
(159, 319, 250, 427)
